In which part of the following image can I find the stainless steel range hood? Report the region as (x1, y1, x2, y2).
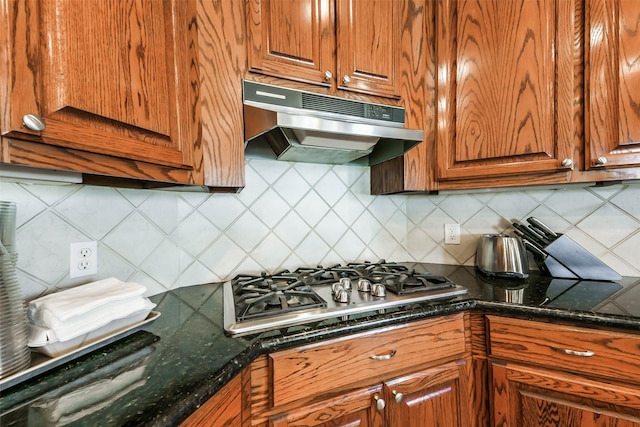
(242, 81, 424, 165)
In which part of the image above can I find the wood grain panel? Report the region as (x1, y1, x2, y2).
(248, 355, 271, 426)
(270, 314, 466, 407)
(2, 0, 201, 183)
(246, 0, 333, 87)
(370, 0, 431, 193)
(492, 363, 640, 426)
(197, 0, 245, 190)
(42, 1, 171, 135)
(180, 371, 243, 427)
(465, 313, 490, 427)
(586, 0, 640, 169)
(5, 139, 192, 183)
(487, 316, 640, 386)
(436, 0, 576, 181)
(270, 384, 383, 427)
(385, 360, 468, 427)
(336, 0, 400, 98)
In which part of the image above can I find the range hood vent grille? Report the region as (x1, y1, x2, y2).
(301, 93, 366, 118)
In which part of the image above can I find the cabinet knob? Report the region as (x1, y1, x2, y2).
(392, 390, 404, 403)
(373, 395, 386, 411)
(343, 75, 351, 84)
(325, 70, 333, 80)
(22, 114, 46, 131)
(561, 158, 573, 168)
(595, 156, 608, 166)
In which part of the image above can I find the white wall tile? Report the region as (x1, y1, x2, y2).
(16, 211, 88, 283)
(102, 212, 165, 265)
(199, 235, 246, 278)
(171, 211, 220, 257)
(0, 182, 48, 227)
(272, 168, 311, 206)
(576, 204, 639, 248)
(273, 211, 312, 249)
(225, 211, 270, 252)
(56, 186, 133, 239)
(294, 191, 331, 227)
(250, 189, 290, 228)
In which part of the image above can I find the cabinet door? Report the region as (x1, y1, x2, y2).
(492, 363, 640, 427)
(2, 0, 200, 182)
(269, 384, 384, 427)
(246, 0, 334, 87)
(335, 0, 401, 98)
(586, 0, 640, 170)
(436, 0, 577, 181)
(384, 360, 471, 427)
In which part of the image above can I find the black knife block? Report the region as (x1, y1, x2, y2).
(534, 234, 622, 281)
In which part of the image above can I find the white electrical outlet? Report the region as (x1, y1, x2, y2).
(70, 241, 98, 278)
(444, 224, 461, 245)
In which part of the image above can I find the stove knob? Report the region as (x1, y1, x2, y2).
(371, 283, 386, 297)
(332, 282, 343, 293)
(339, 277, 352, 290)
(334, 288, 350, 303)
(357, 278, 371, 292)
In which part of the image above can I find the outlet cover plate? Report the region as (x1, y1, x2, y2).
(70, 241, 98, 278)
(444, 224, 461, 245)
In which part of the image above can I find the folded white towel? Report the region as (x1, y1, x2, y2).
(28, 298, 156, 345)
(27, 278, 155, 344)
(28, 277, 147, 327)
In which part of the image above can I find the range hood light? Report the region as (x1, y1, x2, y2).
(292, 129, 379, 151)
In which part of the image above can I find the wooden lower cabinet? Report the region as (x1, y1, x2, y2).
(268, 360, 470, 427)
(487, 315, 640, 426)
(492, 363, 640, 427)
(247, 313, 476, 427)
(384, 360, 470, 427)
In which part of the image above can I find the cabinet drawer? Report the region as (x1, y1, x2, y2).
(270, 313, 466, 406)
(487, 316, 640, 384)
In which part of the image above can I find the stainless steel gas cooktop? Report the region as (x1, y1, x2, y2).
(223, 261, 468, 336)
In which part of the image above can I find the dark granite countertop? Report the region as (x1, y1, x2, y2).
(2, 263, 640, 426)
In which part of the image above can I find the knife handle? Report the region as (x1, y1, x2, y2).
(522, 239, 547, 259)
(527, 217, 558, 238)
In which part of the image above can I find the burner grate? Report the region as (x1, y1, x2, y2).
(232, 272, 327, 321)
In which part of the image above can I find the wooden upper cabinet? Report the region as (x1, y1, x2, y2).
(247, 0, 334, 87)
(1, 0, 201, 185)
(435, 0, 578, 181)
(586, 0, 640, 170)
(335, 0, 400, 98)
(246, 0, 401, 98)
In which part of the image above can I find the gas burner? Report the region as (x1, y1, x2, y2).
(232, 272, 327, 321)
(224, 261, 468, 336)
(384, 270, 457, 295)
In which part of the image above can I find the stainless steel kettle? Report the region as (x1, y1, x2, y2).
(475, 234, 529, 279)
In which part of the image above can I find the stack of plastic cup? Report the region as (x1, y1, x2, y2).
(0, 201, 31, 378)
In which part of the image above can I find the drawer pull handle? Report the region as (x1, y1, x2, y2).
(370, 349, 397, 360)
(551, 346, 595, 357)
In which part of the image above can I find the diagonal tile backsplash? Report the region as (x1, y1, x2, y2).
(2, 159, 639, 300)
